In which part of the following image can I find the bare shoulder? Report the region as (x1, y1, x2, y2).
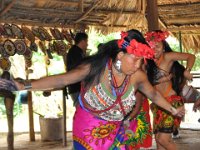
(130, 69, 147, 84)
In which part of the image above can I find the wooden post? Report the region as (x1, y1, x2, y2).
(146, 0, 159, 31)
(26, 67, 35, 141)
(62, 89, 67, 146)
(178, 31, 183, 64)
(62, 54, 67, 146)
(27, 91, 35, 141)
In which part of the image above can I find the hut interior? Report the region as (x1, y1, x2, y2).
(0, 0, 200, 149)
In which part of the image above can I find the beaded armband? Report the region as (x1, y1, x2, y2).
(24, 80, 32, 90)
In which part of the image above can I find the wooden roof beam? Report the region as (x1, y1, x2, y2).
(96, 9, 138, 14)
(53, 0, 79, 6)
(158, 17, 167, 29)
(11, 6, 82, 15)
(11, 6, 138, 16)
(0, 0, 4, 11)
(168, 26, 200, 32)
(79, 0, 84, 12)
(0, 0, 16, 16)
(8, 9, 79, 19)
(167, 17, 200, 25)
(0, 18, 75, 28)
(74, 0, 101, 23)
(158, 1, 200, 7)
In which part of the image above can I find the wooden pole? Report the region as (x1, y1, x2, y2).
(26, 67, 35, 141)
(178, 31, 183, 64)
(146, 0, 159, 31)
(62, 55, 67, 146)
(27, 91, 35, 141)
(62, 89, 67, 146)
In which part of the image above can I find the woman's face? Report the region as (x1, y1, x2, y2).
(120, 53, 143, 75)
(153, 41, 164, 59)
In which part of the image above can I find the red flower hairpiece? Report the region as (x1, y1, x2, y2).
(118, 31, 128, 48)
(117, 31, 155, 60)
(145, 31, 169, 48)
(126, 39, 155, 60)
(145, 31, 169, 42)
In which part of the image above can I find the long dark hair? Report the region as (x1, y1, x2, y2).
(82, 29, 148, 88)
(146, 30, 185, 95)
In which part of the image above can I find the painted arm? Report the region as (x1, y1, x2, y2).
(136, 70, 185, 117)
(14, 64, 90, 91)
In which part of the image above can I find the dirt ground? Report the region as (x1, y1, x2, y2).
(0, 129, 200, 150)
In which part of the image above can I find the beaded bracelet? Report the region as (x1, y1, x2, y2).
(24, 80, 32, 90)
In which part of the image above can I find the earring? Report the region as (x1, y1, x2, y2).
(115, 60, 122, 72)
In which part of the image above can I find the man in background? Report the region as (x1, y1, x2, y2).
(66, 32, 88, 106)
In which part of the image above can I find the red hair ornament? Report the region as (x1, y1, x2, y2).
(145, 31, 169, 48)
(117, 32, 155, 61)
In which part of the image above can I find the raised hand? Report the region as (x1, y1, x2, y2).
(193, 99, 200, 112)
(172, 106, 185, 117)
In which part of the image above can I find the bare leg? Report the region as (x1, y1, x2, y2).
(155, 132, 177, 150)
(155, 133, 166, 150)
(4, 97, 15, 150)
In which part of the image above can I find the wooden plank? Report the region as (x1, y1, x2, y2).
(146, 0, 159, 31)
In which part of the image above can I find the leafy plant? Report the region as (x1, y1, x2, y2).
(0, 97, 23, 118)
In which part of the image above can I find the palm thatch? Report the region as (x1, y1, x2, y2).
(0, 0, 200, 52)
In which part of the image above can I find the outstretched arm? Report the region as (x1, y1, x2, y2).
(15, 64, 90, 91)
(135, 70, 185, 117)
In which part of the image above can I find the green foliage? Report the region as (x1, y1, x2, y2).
(167, 38, 200, 71)
(0, 97, 23, 118)
(88, 30, 119, 55)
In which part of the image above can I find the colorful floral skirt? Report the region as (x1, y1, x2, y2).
(129, 99, 152, 149)
(73, 105, 152, 150)
(151, 95, 184, 134)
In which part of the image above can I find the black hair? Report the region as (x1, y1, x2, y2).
(82, 29, 149, 88)
(74, 32, 88, 45)
(146, 30, 185, 95)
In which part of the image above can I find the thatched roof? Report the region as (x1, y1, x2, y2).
(1, 0, 200, 52)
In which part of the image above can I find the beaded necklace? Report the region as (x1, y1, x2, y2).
(108, 59, 130, 115)
(108, 60, 129, 95)
(80, 59, 130, 116)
